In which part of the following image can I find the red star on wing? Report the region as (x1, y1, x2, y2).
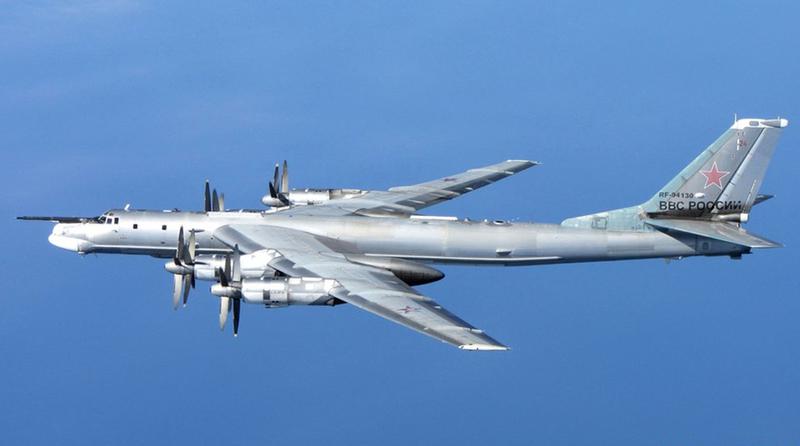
(700, 161, 730, 189)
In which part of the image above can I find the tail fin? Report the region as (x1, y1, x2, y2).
(643, 118, 788, 222)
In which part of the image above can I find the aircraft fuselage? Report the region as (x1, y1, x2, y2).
(50, 209, 745, 265)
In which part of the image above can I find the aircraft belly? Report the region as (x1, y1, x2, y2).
(259, 216, 713, 265)
(325, 220, 702, 264)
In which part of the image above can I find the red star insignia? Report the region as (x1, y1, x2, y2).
(397, 306, 419, 314)
(700, 162, 730, 189)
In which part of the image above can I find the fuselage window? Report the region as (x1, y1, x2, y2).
(114, 217, 119, 224)
(162, 225, 167, 230)
(133, 224, 138, 229)
(106, 219, 112, 224)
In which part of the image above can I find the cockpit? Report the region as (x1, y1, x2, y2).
(95, 211, 119, 225)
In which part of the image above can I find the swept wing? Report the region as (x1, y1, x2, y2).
(281, 159, 537, 217)
(214, 224, 508, 350)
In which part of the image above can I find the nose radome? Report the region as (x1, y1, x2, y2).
(48, 223, 92, 252)
(52, 223, 66, 236)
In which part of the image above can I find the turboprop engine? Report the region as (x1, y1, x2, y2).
(208, 245, 343, 336)
(239, 277, 340, 308)
(260, 160, 365, 207)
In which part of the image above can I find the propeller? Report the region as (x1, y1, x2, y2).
(167, 226, 198, 309)
(213, 245, 243, 336)
(264, 161, 292, 206)
(204, 180, 225, 212)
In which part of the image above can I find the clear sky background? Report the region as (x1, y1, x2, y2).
(1, 1, 798, 444)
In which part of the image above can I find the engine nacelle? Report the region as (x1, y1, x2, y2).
(286, 189, 333, 205)
(261, 196, 285, 207)
(168, 251, 281, 281)
(262, 189, 366, 207)
(261, 190, 332, 207)
(241, 277, 339, 308)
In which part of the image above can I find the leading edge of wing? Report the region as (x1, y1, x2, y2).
(389, 159, 538, 192)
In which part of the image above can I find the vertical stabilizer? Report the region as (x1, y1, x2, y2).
(642, 118, 787, 221)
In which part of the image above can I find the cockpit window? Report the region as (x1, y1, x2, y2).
(94, 211, 115, 224)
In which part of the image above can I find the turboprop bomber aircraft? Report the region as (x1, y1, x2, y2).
(19, 118, 787, 350)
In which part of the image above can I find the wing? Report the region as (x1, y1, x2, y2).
(282, 159, 537, 217)
(215, 224, 509, 350)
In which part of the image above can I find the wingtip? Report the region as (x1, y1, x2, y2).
(506, 159, 540, 166)
(459, 343, 510, 351)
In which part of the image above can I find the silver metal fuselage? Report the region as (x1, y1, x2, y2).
(49, 209, 744, 265)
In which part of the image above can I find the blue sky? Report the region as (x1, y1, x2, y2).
(2, 1, 798, 444)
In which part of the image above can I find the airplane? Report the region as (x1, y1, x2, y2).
(19, 117, 787, 351)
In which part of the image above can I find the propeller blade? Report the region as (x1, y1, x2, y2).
(232, 244, 241, 283)
(182, 274, 191, 306)
(280, 160, 289, 194)
(187, 231, 196, 263)
(211, 189, 219, 212)
(216, 267, 228, 287)
(272, 164, 280, 194)
(224, 255, 231, 283)
(219, 297, 230, 330)
(204, 181, 211, 212)
(176, 226, 185, 261)
(232, 298, 241, 337)
(172, 274, 183, 310)
(218, 193, 225, 212)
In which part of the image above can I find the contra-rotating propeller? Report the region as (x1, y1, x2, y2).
(263, 160, 291, 207)
(204, 180, 225, 212)
(211, 244, 243, 336)
(166, 226, 198, 310)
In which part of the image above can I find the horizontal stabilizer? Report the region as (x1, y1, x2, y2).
(753, 194, 774, 206)
(644, 218, 781, 249)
